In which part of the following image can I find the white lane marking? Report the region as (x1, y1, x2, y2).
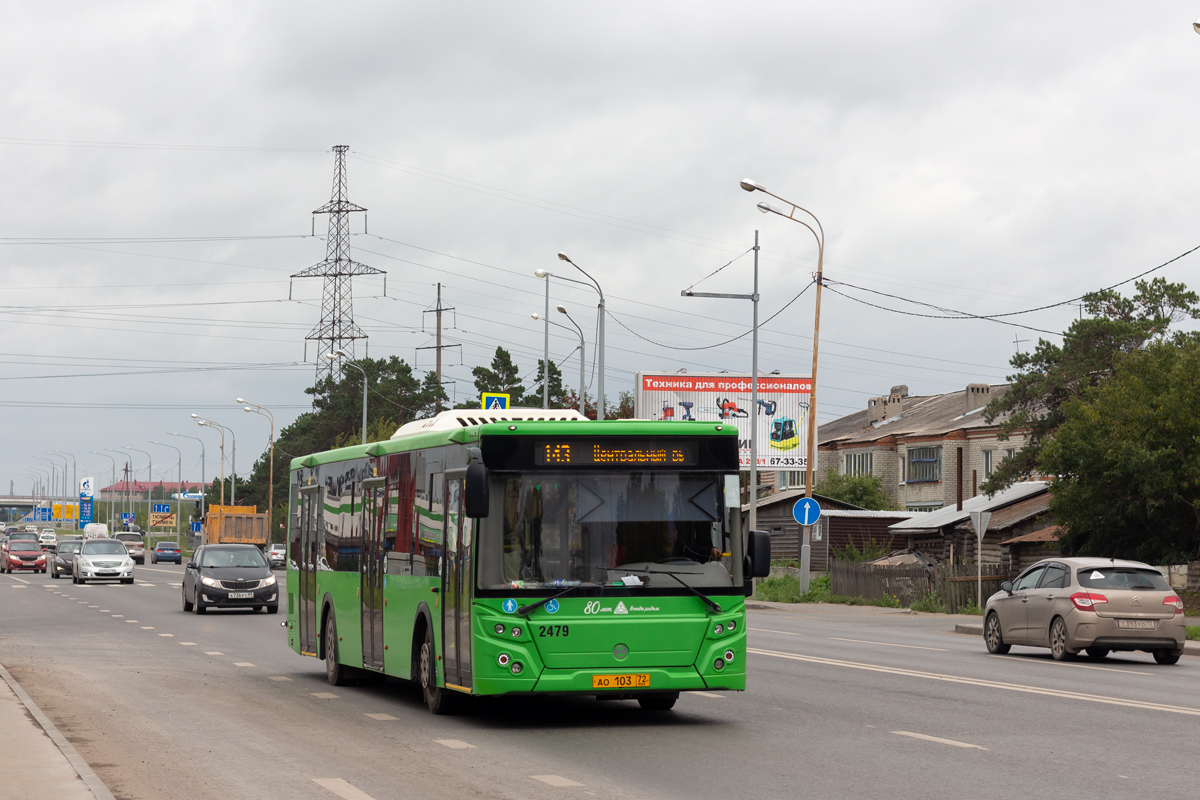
(77, 601, 88, 604)
(125, 620, 138, 623)
(312, 778, 379, 800)
(138, 567, 183, 575)
(830, 637, 949, 652)
(234, 662, 255, 667)
(311, 692, 339, 699)
(168, 583, 182, 587)
(141, 626, 155, 630)
(158, 633, 174, 637)
(749, 647, 1200, 717)
(205, 651, 223, 655)
(98, 610, 109, 613)
(135, 583, 155, 587)
(989, 655, 1151, 676)
(9, 576, 29, 584)
(892, 731, 987, 750)
(364, 713, 395, 720)
(111, 614, 122, 617)
(435, 738, 476, 749)
(87, 605, 98, 608)
(11, 586, 26, 589)
(269, 676, 293, 682)
(532, 775, 584, 787)
(749, 627, 800, 635)
(691, 691, 725, 698)
(180, 642, 196, 646)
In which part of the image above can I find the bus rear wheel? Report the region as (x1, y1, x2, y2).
(638, 692, 679, 711)
(325, 613, 351, 686)
(419, 625, 456, 715)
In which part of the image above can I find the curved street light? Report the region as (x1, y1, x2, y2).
(741, 178, 825, 591)
(149, 441, 183, 538)
(239, 399, 277, 536)
(558, 305, 587, 414)
(90, 451, 118, 529)
(192, 415, 234, 505)
(168, 432, 207, 532)
(556, 252, 607, 419)
(51, 450, 78, 532)
(124, 446, 153, 531)
(325, 350, 368, 445)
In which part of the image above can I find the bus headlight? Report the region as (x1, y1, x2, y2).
(726, 620, 736, 632)
(510, 662, 523, 675)
(510, 626, 522, 638)
(714, 658, 725, 671)
(494, 624, 506, 635)
(714, 623, 724, 635)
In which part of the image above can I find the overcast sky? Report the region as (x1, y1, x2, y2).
(3, 1, 1199, 495)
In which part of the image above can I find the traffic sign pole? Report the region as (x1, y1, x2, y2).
(970, 510, 992, 608)
(792, 498, 822, 592)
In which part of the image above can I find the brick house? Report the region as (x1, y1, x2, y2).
(814, 383, 1030, 513)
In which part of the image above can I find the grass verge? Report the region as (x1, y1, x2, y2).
(755, 574, 900, 608)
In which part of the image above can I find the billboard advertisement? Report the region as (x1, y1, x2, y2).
(80, 477, 94, 525)
(635, 372, 812, 471)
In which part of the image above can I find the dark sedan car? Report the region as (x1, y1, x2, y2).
(3, 539, 47, 573)
(183, 545, 278, 614)
(150, 541, 182, 564)
(51, 539, 83, 578)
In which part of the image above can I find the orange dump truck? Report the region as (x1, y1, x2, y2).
(203, 505, 268, 549)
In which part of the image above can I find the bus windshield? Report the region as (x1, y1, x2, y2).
(478, 472, 737, 591)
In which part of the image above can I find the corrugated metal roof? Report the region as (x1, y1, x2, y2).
(824, 509, 919, 519)
(887, 481, 1049, 534)
(818, 384, 1012, 447)
(954, 493, 1051, 532)
(1001, 525, 1061, 546)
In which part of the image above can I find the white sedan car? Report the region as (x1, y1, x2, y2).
(73, 539, 135, 585)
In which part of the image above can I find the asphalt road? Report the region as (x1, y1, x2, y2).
(1, 567, 1196, 800)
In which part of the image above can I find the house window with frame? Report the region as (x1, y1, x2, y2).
(983, 450, 994, 478)
(907, 446, 941, 483)
(844, 451, 873, 477)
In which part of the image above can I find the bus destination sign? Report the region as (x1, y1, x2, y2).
(534, 440, 698, 467)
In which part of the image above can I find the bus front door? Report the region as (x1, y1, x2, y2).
(298, 485, 320, 656)
(360, 476, 386, 671)
(441, 476, 472, 689)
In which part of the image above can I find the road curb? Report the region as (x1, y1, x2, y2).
(950, 626, 1200, 657)
(0, 662, 116, 800)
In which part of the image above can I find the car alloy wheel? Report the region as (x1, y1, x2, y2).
(984, 613, 1010, 655)
(1049, 617, 1074, 661)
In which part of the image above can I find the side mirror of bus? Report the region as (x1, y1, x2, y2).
(465, 461, 490, 518)
(747, 530, 771, 579)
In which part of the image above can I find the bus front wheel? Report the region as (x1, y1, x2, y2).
(420, 625, 456, 715)
(325, 613, 351, 686)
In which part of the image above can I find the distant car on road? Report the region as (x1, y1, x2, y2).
(182, 544, 278, 614)
(72, 539, 134, 585)
(83, 523, 109, 539)
(38, 531, 58, 550)
(113, 533, 145, 564)
(984, 557, 1186, 665)
(3, 539, 47, 573)
(151, 541, 182, 564)
(22, 525, 38, 534)
(266, 543, 286, 569)
(51, 539, 83, 579)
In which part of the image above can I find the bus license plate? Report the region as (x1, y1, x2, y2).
(1116, 619, 1156, 630)
(229, 591, 254, 599)
(592, 674, 650, 689)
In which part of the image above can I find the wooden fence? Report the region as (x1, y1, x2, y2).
(830, 560, 1012, 613)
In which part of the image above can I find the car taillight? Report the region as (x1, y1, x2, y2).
(1164, 595, 1184, 615)
(1070, 592, 1108, 611)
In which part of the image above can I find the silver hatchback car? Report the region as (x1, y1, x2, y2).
(984, 557, 1186, 664)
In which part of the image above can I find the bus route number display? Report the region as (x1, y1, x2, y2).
(535, 440, 698, 466)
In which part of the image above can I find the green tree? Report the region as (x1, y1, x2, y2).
(814, 472, 899, 510)
(521, 359, 567, 408)
(982, 278, 1200, 494)
(1040, 340, 1200, 562)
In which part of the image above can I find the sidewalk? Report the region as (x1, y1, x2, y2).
(0, 663, 113, 800)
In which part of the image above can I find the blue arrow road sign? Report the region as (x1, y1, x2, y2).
(153, 503, 171, 514)
(792, 497, 822, 527)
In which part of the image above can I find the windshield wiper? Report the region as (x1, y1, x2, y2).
(517, 584, 591, 617)
(639, 569, 722, 614)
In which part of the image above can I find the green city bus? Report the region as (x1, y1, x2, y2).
(285, 409, 770, 713)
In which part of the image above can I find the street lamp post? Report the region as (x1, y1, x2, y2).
(555, 253, 606, 419)
(681, 230, 762, 536)
(41, 456, 64, 528)
(90, 451, 118, 528)
(325, 350, 368, 445)
(534, 270, 551, 408)
(740, 178, 825, 591)
(558, 305, 587, 414)
(124, 447, 153, 530)
(168, 432, 207, 537)
(239, 399, 276, 540)
(51, 450, 77, 532)
(192, 416, 235, 504)
(104, 449, 132, 521)
(150, 441, 183, 539)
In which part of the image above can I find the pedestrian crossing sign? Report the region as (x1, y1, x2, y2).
(482, 393, 510, 410)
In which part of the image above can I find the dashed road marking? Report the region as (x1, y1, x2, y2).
(435, 739, 475, 749)
(311, 692, 339, 699)
(234, 662, 255, 667)
(11, 586, 26, 589)
(87, 605, 98, 608)
(111, 614, 122, 617)
(205, 651, 223, 655)
(749, 627, 800, 635)
(141, 626, 155, 630)
(532, 775, 583, 787)
(9, 576, 29, 584)
(269, 677, 293, 682)
(830, 637, 949, 652)
(98, 609, 109, 612)
(691, 691, 725, 698)
(363, 713, 395, 720)
(891, 731, 987, 750)
(312, 778, 378, 800)
(168, 582, 182, 587)
(989, 654, 1151, 676)
(138, 567, 183, 575)
(158, 633, 174, 637)
(77, 601, 87, 604)
(135, 583, 155, 587)
(180, 642, 196, 646)
(125, 620, 138, 623)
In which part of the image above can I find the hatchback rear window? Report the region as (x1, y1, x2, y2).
(1077, 567, 1170, 591)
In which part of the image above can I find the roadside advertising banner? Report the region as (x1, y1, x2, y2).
(79, 477, 95, 525)
(634, 372, 812, 472)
